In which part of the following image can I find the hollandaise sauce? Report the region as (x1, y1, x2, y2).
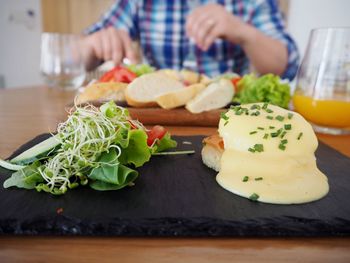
(293, 94, 350, 128)
(217, 103, 329, 204)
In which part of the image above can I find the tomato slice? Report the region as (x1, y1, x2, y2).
(99, 66, 137, 83)
(146, 125, 167, 146)
(231, 77, 242, 92)
(99, 70, 116, 82)
(114, 67, 137, 83)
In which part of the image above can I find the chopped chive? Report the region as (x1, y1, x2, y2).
(284, 124, 292, 130)
(262, 103, 268, 109)
(271, 132, 278, 138)
(249, 131, 257, 135)
(271, 128, 283, 137)
(278, 143, 286, 150)
(281, 139, 288, 144)
(224, 121, 229, 126)
(220, 112, 229, 120)
(249, 193, 260, 201)
(288, 113, 294, 119)
(275, 115, 285, 122)
(266, 116, 273, 120)
(263, 133, 269, 139)
(255, 177, 263, 181)
(269, 126, 275, 129)
(254, 144, 264, 152)
(248, 144, 264, 153)
(297, 132, 303, 140)
(280, 131, 287, 138)
(265, 108, 274, 113)
(152, 150, 195, 155)
(242, 176, 249, 182)
(250, 104, 261, 110)
(257, 127, 264, 130)
(235, 110, 243, 115)
(248, 147, 255, 153)
(251, 111, 260, 116)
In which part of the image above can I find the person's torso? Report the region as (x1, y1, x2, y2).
(136, 0, 254, 76)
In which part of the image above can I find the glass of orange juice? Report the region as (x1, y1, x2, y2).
(293, 28, 350, 135)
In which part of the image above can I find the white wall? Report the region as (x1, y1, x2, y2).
(287, 0, 350, 59)
(0, 0, 43, 88)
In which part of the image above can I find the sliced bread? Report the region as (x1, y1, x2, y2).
(77, 82, 127, 104)
(185, 79, 234, 113)
(156, 83, 206, 109)
(158, 69, 211, 86)
(125, 72, 184, 107)
(201, 134, 224, 172)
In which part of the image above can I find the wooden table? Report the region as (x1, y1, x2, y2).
(0, 86, 349, 263)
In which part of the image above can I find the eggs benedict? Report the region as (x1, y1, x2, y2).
(202, 103, 329, 204)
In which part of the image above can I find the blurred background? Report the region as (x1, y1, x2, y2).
(0, 0, 349, 89)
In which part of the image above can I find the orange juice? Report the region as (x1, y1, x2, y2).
(293, 94, 350, 128)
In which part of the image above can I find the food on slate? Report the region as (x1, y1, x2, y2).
(202, 103, 329, 204)
(0, 101, 177, 195)
(234, 74, 291, 108)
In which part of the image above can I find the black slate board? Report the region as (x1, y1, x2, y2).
(0, 134, 350, 237)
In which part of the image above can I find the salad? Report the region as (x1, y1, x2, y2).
(0, 101, 179, 195)
(233, 74, 291, 109)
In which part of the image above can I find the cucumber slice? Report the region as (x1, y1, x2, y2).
(11, 135, 61, 165)
(0, 159, 25, 171)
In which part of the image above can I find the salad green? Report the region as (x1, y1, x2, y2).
(234, 74, 291, 108)
(1, 101, 177, 195)
(126, 64, 155, 77)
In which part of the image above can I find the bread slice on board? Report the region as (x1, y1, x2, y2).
(77, 82, 127, 104)
(158, 69, 211, 85)
(186, 79, 234, 113)
(125, 72, 184, 107)
(156, 83, 206, 109)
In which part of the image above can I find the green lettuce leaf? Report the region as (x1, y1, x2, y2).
(118, 129, 151, 167)
(152, 132, 177, 153)
(88, 148, 138, 191)
(100, 101, 130, 119)
(126, 64, 155, 77)
(3, 161, 44, 189)
(234, 74, 291, 108)
(114, 126, 131, 149)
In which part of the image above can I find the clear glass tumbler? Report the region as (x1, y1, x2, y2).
(293, 28, 350, 135)
(40, 33, 86, 90)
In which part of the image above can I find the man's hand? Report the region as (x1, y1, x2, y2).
(185, 3, 248, 51)
(83, 27, 137, 68)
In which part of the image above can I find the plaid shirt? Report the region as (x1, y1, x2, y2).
(86, 0, 299, 80)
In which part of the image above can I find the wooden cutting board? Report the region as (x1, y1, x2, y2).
(128, 107, 224, 126)
(69, 101, 225, 126)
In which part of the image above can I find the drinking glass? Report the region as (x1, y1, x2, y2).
(293, 28, 350, 135)
(40, 33, 86, 90)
